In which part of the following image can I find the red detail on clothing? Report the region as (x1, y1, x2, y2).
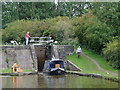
(26, 33, 29, 38)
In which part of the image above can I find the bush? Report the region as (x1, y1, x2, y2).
(103, 39, 120, 69)
(61, 38, 78, 46)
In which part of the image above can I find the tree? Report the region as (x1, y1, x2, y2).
(90, 2, 119, 36)
(74, 11, 112, 53)
(2, 2, 57, 27)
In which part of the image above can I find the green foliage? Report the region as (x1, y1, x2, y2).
(16, 60, 18, 64)
(103, 39, 119, 69)
(74, 11, 112, 53)
(2, 2, 89, 28)
(4, 48, 7, 54)
(6, 57, 8, 63)
(91, 2, 119, 36)
(2, 16, 75, 45)
(61, 38, 78, 46)
(2, 19, 49, 43)
(6, 57, 9, 68)
(2, 2, 57, 28)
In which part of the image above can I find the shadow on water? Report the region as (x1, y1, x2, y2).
(1, 73, 119, 88)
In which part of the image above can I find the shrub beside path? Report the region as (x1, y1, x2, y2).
(82, 53, 118, 76)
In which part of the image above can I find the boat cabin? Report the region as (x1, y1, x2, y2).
(50, 60, 64, 68)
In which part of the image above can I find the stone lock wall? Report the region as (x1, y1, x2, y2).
(0, 47, 7, 70)
(51, 45, 74, 60)
(0, 46, 33, 70)
(0, 45, 80, 72)
(34, 45, 46, 71)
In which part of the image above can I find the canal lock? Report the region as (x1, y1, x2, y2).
(34, 45, 52, 72)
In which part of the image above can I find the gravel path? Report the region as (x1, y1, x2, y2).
(82, 53, 118, 76)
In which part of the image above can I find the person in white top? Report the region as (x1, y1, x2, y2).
(76, 46, 82, 58)
(52, 55, 56, 60)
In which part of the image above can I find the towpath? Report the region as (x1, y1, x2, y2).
(82, 53, 118, 76)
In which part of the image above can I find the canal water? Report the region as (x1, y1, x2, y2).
(1, 74, 118, 88)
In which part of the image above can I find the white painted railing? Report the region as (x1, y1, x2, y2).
(30, 37, 54, 45)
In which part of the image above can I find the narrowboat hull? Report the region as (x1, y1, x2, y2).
(49, 68, 65, 75)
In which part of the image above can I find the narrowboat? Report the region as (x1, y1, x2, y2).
(43, 59, 65, 75)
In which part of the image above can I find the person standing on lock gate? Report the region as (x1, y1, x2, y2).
(25, 32, 30, 45)
(76, 46, 82, 58)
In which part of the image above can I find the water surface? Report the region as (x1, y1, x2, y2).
(1, 74, 118, 88)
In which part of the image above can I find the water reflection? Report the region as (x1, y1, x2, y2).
(43, 74, 65, 88)
(12, 76, 23, 88)
(1, 74, 118, 88)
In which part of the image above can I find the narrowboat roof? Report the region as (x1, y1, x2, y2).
(50, 59, 63, 62)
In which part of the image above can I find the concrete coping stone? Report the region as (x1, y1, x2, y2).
(0, 72, 37, 76)
(67, 60, 83, 71)
(66, 71, 120, 83)
(1, 45, 30, 50)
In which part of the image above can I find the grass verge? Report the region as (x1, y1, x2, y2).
(0, 68, 32, 73)
(67, 52, 118, 78)
(81, 48, 118, 73)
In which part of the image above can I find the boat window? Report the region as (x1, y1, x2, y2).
(50, 61, 64, 68)
(55, 61, 64, 68)
(50, 62, 55, 68)
(60, 62, 64, 68)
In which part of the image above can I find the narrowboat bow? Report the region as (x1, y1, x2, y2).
(43, 59, 65, 75)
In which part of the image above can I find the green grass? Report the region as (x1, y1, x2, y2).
(0, 68, 32, 73)
(0, 45, 14, 46)
(67, 52, 118, 78)
(0, 68, 12, 73)
(81, 48, 118, 73)
(74, 46, 118, 73)
(67, 53, 99, 72)
(23, 69, 33, 72)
